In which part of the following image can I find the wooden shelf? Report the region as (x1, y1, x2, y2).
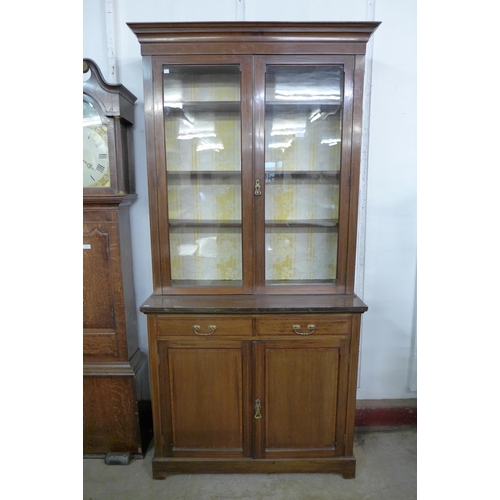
(169, 219, 241, 228)
(266, 219, 338, 228)
(265, 170, 340, 178)
(169, 219, 336, 229)
(165, 102, 240, 114)
(266, 101, 341, 111)
(167, 170, 241, 177)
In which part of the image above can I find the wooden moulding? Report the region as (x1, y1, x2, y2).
(152, 457, 356, 480)
(127, 22, 381, 45)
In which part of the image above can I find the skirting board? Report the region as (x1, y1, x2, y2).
(355, 399, 417, 427)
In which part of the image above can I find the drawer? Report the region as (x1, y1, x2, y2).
(255, 316, 351, 336)
(156, 316, 253, 337)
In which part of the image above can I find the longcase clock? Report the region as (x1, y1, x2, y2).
(83, 59, 149, 457)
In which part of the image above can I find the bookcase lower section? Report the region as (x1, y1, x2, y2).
(142, 294, 368, 480)
(152, 456, 356, 479)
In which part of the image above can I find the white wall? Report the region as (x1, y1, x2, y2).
(83, 0, 417, 400)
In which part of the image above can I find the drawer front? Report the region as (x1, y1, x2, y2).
(156, 316, 253, 337)
(255, 316, 351, 336)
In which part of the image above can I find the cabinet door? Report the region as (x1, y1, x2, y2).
(150, 56, 254, 294)
(157, 339, 252, 458)
(254, 337, 350, 459)
(253, 56, 355, 293)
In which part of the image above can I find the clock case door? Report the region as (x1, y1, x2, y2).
(83, 59, 137, 198)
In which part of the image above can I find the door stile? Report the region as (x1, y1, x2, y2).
(151, 56, 173, 293)
(253, 57, 267, 293)
(242, 339, 254, 458)
(345, 55, 367, 293)
(252, 340, 265, 458)
(335, 56, 356, 293)
(240, 56, 255, 293)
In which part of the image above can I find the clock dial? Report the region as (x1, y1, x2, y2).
(83, 126, 110, 188)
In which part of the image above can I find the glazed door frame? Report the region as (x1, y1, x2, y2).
(253, 55, 356, 295)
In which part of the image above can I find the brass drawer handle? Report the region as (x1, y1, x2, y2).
(254, 399, 262, 419)
(192, 325, 216, 336)
(292, 324, 316, 335)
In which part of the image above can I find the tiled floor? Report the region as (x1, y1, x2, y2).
(83, 427, 417, 500)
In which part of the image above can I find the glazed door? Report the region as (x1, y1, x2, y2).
(151, 56, 254, 294)
(253, 338, 350, 459)
(157, 339, 252, 458)
(253, 56, 355, 294)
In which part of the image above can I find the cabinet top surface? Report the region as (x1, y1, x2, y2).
(127, 21, 381, 29)
(140, 294, 368, 315)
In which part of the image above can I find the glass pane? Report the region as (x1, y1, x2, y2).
(163, 65, 242, 287)
(264, 66, 343, 286)
(83, 99, 110, 188)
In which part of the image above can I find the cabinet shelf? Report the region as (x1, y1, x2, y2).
(167, 170, 240, 177)
(167, 170, 338, 178)
(266, 102, 341, 113)
(165, 102, 240, 114)
(169, 219, 337, 229)
(265, 170, 340, 178)
(266, 278, 336, 286)
(266, 219, 338, 228)
(169, 219, 241, 228)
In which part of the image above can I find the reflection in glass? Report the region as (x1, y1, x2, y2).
(264, 66, 343, 285)
(83, 99, 102, 126)
(170, 227, 242, 284)
(163, 65, 242, 286)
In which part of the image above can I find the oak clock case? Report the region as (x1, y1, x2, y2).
(83, 59, 149, 457)
(129, 22, 379, 478)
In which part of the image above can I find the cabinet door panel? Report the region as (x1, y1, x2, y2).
(158, 340, 252, 458)
(254, 338, 349, 459)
